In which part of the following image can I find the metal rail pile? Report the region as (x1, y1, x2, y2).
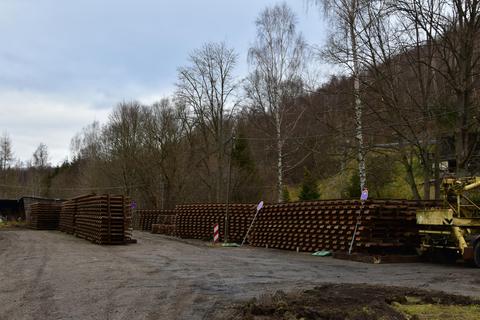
(249, 200, 440, 253)
(29, 202, 62, 230)
(175, 204, 255, 242)
(135, 209, 176, 231)
(64, 194, 133, 245)
(59, 199, 76, 234)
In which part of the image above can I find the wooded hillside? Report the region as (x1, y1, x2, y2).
(1, 1, 479, 207)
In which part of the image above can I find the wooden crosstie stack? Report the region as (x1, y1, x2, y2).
(175, 204, 255, 242)
(29, 202, 62, 230)
(249, 200, 440, 253)
(59, 199, 76, 234)
(355, 200, 440, 252)
(150, 210, 176, 236)
(151, 224, 175, 235)
(135, 209, 175, 231)
(59, 194, 133, 245)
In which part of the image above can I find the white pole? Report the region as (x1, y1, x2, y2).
(241, 201, 264, 246)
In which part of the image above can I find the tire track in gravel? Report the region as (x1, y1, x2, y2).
(1, 230, 479, 320)
(0, 231, 58, 320)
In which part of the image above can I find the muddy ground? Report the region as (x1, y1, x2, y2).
(212, 283, 480, 319)
(0, 230, 479, 320)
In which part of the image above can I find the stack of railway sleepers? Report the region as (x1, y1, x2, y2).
(248, 200, 440, 253)
(136, 210, 158, 231)
(29, 202, 62, 230)
(151, 224, 176, 236)
(354, 200, 441, 252)
(150, 210, 176, 235)
(135, 209, 176, 231)
(175, 204, 255, 242)
(72, 194, 133, 245)
(59, 199, 76, 234)
(156, 213, 175, 225)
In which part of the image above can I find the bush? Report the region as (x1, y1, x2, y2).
(298, 167, 320, 201)
(344, 172, 361, 198)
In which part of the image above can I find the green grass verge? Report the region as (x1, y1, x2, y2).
(0, 220, 26, 229)
(394, 303, 480, 320)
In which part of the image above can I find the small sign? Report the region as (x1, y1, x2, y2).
(360, 188, 368, 201)
(256, 201, 264, 212)
(131, 201, 137, 209)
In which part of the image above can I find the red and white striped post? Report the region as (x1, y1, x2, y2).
(213, 223, 219, 243)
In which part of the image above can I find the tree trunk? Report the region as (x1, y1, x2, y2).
(350, 8, 367, 192)
(402, 154, 421, 200)
(216, 111, 224, 203)
(434, 139, 441, 200)
(423, 159, 430, 200)
(455, 26, 474, 177)
(455, 90, 471, 177)
(216, 150, 223, 203)
(275, 111, 284, 203)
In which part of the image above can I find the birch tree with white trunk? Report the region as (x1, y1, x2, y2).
(246, 3, 308, 202)
(310, 0, 369, 191)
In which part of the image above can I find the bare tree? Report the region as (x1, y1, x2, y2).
(246, 3, 308, 202)
(394, 0, 480, 176)
(71, 121, 102, 161)
(0, 132, 13, 171)
(0, 133, 13, 197)
(143, 98, 187, 208)
(33, 143, 49, 168)
(341, 0, 441, 199)
(69, 121, 109, 194)
(310, 0, 370, 192)
(176, 42, 239, 202)
(103, 101, 147, 196)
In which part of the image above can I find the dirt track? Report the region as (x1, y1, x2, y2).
(0, 230, 479, 320)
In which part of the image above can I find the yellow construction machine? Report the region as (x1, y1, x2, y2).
(416, 177, 480, 267)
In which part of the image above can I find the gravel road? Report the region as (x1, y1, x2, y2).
(0, 230, 478, 320)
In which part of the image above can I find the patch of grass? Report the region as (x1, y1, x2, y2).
(0, 220, 26, 229)
(394, 303, 480, 320)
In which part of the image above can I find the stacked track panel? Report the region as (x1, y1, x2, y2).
(175, 204, 255, 242)
(135, 209, 176, 231)
(59, 199, 76, 234)
(73, 194, 133, 245)
(29, 202, 62, 230)
(249, 200, 440, 253)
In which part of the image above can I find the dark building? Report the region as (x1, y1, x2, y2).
(0, 197, 64, 222)
(0, 199, 22, 221)
(19, 197, 64, 223)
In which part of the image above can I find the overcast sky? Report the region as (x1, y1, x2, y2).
(0, 0, 329, 165)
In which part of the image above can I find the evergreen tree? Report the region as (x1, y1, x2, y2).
(345, 172, 362, 198)
(298, 167, 320, 201)
(232, 133, 255, 171)
(230, 132, 262, 202)
(282, 186, 291, 202)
